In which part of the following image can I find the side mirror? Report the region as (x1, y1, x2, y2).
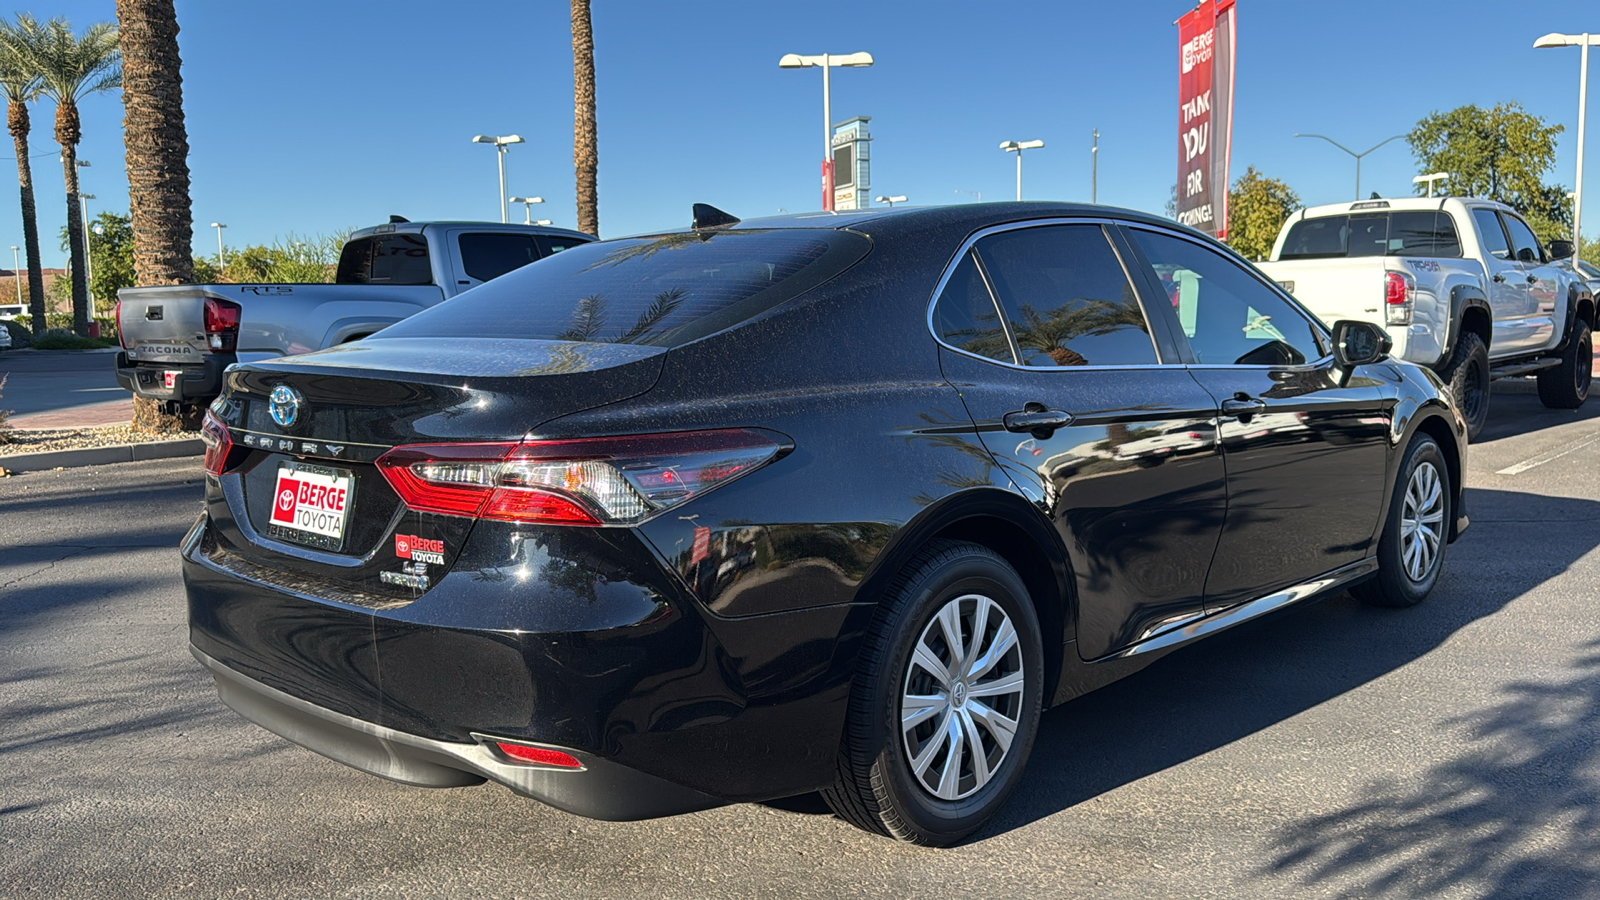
(1330, 320, 1391, 372)
(1549, 239, 1575, 260)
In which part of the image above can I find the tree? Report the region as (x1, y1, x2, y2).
(116, 0, 192, 288)
(58, 210, 134, 306)
(1226, 167, 1301, 261)
(14, 14, 120, 337)
(0, 29, 46, 337)
(1407, 102, 1570, 244)
(571, 0, 598, 236)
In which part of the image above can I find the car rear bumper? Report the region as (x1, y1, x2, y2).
(114, 350, 232, 403)
(191, 644, 724, 820)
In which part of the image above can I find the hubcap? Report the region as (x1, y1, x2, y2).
(1400, 461, 1445, 583)
(901, 594, 1026, 801)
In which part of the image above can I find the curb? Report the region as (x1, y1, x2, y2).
(0, 438, 204, 474)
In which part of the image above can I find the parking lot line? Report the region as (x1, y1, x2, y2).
(1494, 429, 1600, 476)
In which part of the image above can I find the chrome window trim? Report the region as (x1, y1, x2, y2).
(925, 217, 1167, 372)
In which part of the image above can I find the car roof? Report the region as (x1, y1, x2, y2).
(346, 221, 596, 242)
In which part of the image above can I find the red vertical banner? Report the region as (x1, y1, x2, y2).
(1177, 1, 1235, 238)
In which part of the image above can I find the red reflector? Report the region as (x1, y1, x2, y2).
(1385, 271, 1409, 305)
(482, 488, 600, 525)
(494, 742, 583, 769)
(201, 411, 234, 476)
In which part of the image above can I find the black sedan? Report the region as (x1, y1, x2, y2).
(188, 202, 1467, 846)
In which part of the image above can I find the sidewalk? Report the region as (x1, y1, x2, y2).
(8, 398, 134, 430)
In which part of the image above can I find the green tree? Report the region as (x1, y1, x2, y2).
(1407, 102, 1570, 243)
(1226, 166, 1301, 261)
(57, 210, 133, 310)
(13, 14, 120, 336)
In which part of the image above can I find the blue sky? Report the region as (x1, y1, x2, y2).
(21, 0, 1600, 261)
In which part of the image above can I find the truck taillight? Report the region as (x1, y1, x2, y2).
(114, 299, 125, 349)
(376, 429, 788, 526)
(1384, 271, 1414, 326)
(203, 297, 241, 352)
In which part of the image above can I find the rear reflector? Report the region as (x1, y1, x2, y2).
(492, 742, 583, 769)
(376, 429, 787, 526)
(201, 410, 234, 476)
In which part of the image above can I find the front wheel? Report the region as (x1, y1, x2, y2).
(821, 541, 1044, 846)
(1353, 434, 1451, 608)
(1536, 319, 1592, 410)
(1439, 331, 1490, 441)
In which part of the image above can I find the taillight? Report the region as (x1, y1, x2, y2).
(488, 740, 583, 770)
(376, 429, 787, 526)
(114, 299, 125, 349)
(201, 410, 234, 476)
(1384, 271, 1414, 326)
(203, 297, 241, 352)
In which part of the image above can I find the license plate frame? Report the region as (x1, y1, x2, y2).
(266, 461, 356, 552)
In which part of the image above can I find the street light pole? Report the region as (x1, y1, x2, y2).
(1412, 172, 1449, 198)
(78, 192, 94, 291)
(1000, 140, 1045, 201)
(508, 196, 545, 225)
(1535, 32, 1600, 268)
(209, 222, 227, 264)
(1293, 132, 1406, 199)
(874, 195, 907, 207)
(471, 134, 526, 223)
(9, 246, 18, 308)
(778, 52, 874, 212)
(1092, 128, 1099, 204)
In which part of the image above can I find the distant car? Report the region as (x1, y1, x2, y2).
(188, 202, 1468, 846)
(0, 322, 11, 351)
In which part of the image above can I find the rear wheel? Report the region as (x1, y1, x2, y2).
(1439, 331, 1489, 441)
(1354, 434, 1450, 608)
(821, 541, 1043, 846)
(1536, 319, 1592, 410)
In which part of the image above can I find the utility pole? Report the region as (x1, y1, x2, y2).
(1091, 128, 1099, 204)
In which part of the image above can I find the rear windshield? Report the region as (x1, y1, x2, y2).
(375, 229, 871, 347)
(336, 234, 434, 285)
(1279, 211, 1462, 260)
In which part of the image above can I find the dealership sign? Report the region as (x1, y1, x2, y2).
(1176, 0, 1236, 238)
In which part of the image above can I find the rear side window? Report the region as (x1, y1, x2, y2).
(1472, 208, 1513, 261)
(1279, 211, 1463, 259)
(335, 234, 433, 285)
(1502, 214, 1543, 263)
(458, 233, 539, 282)
(536, 235, 589, 256)
(973, 224, 1156, 367)
(376, 230, 871, 348)
(932, 253, 1013, 362)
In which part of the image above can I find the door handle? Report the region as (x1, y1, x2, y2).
(1492, 273, 1507, 283)
(1526, 274, 1540, 284)
(1003, 402, 1074, 437)
(1221, 395, 1266, 420)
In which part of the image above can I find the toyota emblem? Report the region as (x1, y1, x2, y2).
(269, 384, 304, 428)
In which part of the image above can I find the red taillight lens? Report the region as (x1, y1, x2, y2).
(203, 297, 241, 352)
(376, 429, 786, 526)
(201, 410, 234, 476)
(491, 741, 583, 769)
(114, 299, 125, 349)
(1384, 271, 1414, 326)
(1384, 271, 1409, 305)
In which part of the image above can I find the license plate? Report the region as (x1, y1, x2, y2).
(266, 462, 355, 552)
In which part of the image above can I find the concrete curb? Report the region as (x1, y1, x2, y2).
(0, 438, 203, 474)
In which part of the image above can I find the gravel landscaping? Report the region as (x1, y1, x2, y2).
(0, 424, 199, 456)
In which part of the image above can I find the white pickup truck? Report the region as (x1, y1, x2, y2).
(1256, 197, 1594, 439)
(114, 218, 593, 419)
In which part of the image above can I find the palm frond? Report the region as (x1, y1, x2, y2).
(8, 15, 119, 104)
(612, 287, 685, 343)
(557, 293, 608, 342)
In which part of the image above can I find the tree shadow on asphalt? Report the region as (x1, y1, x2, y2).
(960, 485, 1600, 874)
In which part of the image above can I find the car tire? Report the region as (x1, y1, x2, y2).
(1536, 318, 1592, 410)
(1353, 434, 1451, 609)
(1438, 331, 1489, 441)
(821, 540, 1043, 846)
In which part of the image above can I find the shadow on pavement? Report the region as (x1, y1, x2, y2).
(964, 485, 1600, 867)
(1477, 378, 1600, 443)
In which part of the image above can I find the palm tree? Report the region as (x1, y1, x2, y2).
(115, 0, 192, 288)
(571, 0, 598, 237)
(0, 32, 46, 336)
(14, 15, 119, 336)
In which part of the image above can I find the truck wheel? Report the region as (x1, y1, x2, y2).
(1439, 331, 1489, 441)
(820, 540, 1043, 846)
(1353, 434, 1450, 609)
(1536, 319, 1592, 410)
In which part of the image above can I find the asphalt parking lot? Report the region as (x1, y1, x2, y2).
(3, 381, 1599, 899)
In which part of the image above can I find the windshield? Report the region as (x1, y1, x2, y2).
(1279, 211, 1462, 260)
(376, 229, 871, 348)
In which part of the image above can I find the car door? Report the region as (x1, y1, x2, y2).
(1120, 225, 1393, 612)
(1470, 207, 1536, 354)
(933, 220, 1227, 661)
(1501, 212, 1561, 352)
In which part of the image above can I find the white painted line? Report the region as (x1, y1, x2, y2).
(1495, 430, 1600, 476)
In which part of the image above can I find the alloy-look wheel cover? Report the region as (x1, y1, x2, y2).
(900, 593, 1026, 801)
(1401, 460, 1445, 583)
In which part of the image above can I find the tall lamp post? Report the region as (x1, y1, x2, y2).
(1293, 132, 1405, 200)
(874, 195, 907, 207)
(471, 134, 525, 223)
(209, 222, 227, 264)
(953, 189, 982, 202)
(1535, 32, 1600, 268)
(1091, 128, 1100, 204)
(1000, 139, 1045, 201)
(508, 196, 545, 225)
(1413, 172, 1450, 198)
(9, 245, 18, 308)
(78, 192, 94, 291)
(777, 51, 874, 212)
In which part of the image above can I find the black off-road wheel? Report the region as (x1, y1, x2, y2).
(1439, 331, 1490, 441)
(1353, 434, 1451, 608)
(821, 541, 1044, 846)
(1536, 319, 1592, 410)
